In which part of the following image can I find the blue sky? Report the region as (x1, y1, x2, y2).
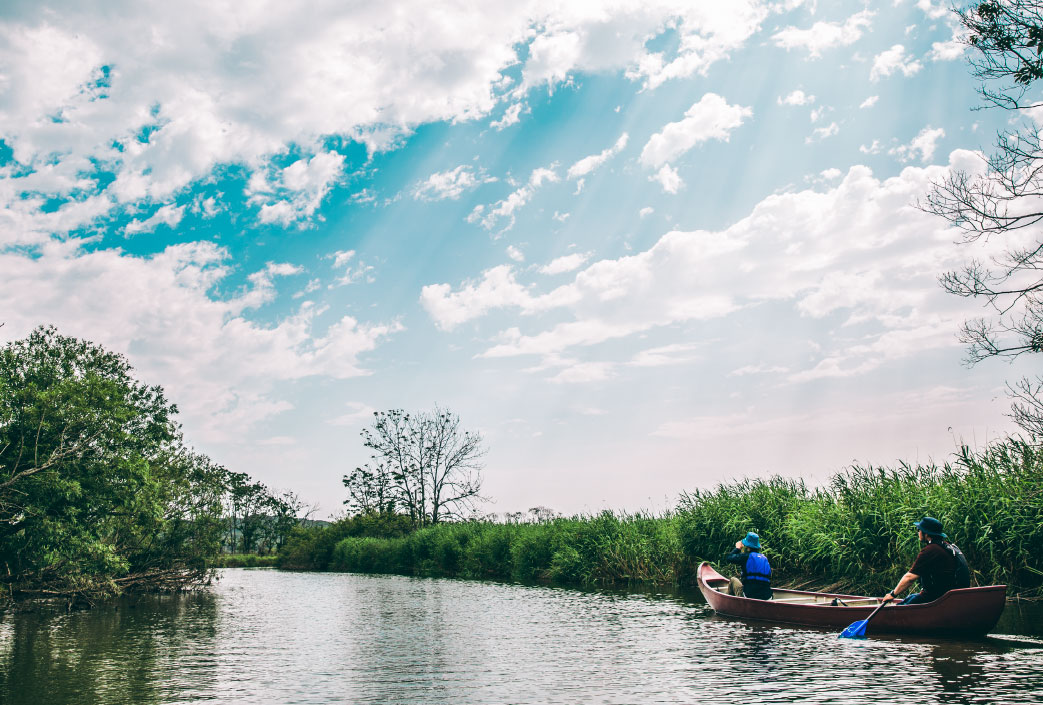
(0, 0, 1033, 516)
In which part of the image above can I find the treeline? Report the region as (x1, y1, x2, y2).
(0, 326, 302, 600)
(282, 439, 1043, 598)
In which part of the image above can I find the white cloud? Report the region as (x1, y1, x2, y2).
(468, 165, 560, 232)
(820, 168, 842, 180)
(414, 165, 496, 201)
(567, 133, 629, 180)
(890, 126, 946, 163)
(630, 342, 702, 367)
(0, 1, 776, 243)
(249, 151, 346, 226)
(423, 150, 1005, 385)
(540, 252, 591, 275)
(650, 164, 683, 194)
(805, 122, 839, 143)
(778, 90, 816, 106)
(640, 93, 752, 168)
(506, 245, 525, 262)
(124, 203, 185, 235)
(328, 401, 377, 426)
(548, 361, 615, 384)
(860, 95, 879, 109)
(0, 241, 401, 441)
(916, 0, 950, 20)
(860, 140, 882, 154)
(326, 249, 373, 286)
(870, 45, 923, 82)
(772, 10, 874, 58)
(491, 103, 524, 130)
(419, 264, 576, 331)
(639, 207, 654, 218)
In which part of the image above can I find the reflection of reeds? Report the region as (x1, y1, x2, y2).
(321, 439, 1043, 596)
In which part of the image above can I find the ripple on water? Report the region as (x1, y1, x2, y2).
(1, 569, 1041, 705)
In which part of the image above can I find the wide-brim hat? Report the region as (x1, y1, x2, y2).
(914, 516, 947, 539)
(741, 532, 762, 550)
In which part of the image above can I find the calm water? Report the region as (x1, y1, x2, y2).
(2, 569, 1042, 705)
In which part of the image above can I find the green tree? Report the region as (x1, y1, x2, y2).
(0, 326, 228, 596)
(923, 0, 1043, 438)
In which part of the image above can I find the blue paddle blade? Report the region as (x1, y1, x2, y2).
(839, 619, 868, 639)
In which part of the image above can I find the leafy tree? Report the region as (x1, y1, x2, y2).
(345, 407, 486, 527)
(0, 326, 228, 596)
(923, 0, 1043, 437)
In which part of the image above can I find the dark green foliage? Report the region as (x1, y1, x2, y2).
(324, 511, 687, 587)
(277, 511, 414, 570)
(0, 326, 232, 598)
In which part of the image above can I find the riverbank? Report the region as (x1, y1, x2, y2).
(287, 439, 1043, 599)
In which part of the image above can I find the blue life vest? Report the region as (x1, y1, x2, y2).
(745, 552, 771, 583)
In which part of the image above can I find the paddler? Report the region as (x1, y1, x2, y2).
(881, 516, 970, 605)
(723, 531, 773, 600)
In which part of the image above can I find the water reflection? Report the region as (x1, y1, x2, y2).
(0, 591, 218, 705)
(0, 569, 1041, 705)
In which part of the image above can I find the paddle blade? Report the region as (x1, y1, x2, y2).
(839, 619, 868, 639)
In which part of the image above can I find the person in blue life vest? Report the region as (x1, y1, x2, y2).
(880, 516, 971, 606)
(723, 532, 773, 600)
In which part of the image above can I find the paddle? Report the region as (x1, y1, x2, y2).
(839, 599, 890, 639)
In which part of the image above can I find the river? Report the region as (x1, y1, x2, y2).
(2, 568, 1042, 704)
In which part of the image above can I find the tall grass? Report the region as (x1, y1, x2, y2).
(676, 439, 1043, 596)
(303, 439, 1042, 597)
(329, 511, 688, 586)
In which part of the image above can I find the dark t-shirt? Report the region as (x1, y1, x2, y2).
(910, 541, 957, 601)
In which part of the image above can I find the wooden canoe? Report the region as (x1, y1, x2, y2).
(698, 562, 1006, 636)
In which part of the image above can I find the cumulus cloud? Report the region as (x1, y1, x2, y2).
(0, 241, 401, 441)
(540, 252, 591, 275)
(0, 1, 776, 244)
(491, 103, 524, 130)
(778, 90, 815, 106)
(890, 126, 946, 163)
(860, 95, 879, 109)
(422, 150, 1005, 383)
(248, 151, 346, 226)
(124, 203, 185, 235)
(870, 45, 923, 82)
(772, 9, 874, 58)
(640, 93, 752, 168)
(414, 165, 496, 201)
(650, 164, 683, 194)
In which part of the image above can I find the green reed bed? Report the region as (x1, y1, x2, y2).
(675, 439, 1043, 597)
(328, 512, 688, 586)
(294, 439, 1042, 597)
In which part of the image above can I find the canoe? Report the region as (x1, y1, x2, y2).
(698, 562, 1006, 636)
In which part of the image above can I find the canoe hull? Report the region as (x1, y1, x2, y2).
(698, 562, 1006, 636)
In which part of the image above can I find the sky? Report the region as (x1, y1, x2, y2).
(0, 0, 1034, 518)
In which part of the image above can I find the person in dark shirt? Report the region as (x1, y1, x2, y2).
(881, 516, 957, 605)
(723, 531, 773, 600)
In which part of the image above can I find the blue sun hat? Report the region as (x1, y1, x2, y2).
(914, 516, 947, 539)
(741, 532, 762, 550)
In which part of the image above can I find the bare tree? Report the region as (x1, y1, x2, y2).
(346, 407, 486, 526)
(921, 1, 1043, 438)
